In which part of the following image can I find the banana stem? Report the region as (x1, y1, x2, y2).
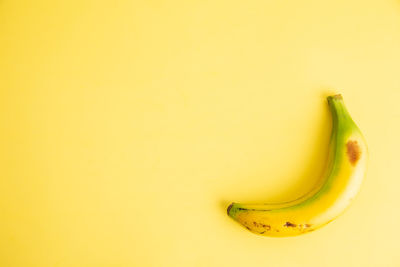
(327, 94, 353, 129)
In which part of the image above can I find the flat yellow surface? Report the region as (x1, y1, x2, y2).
(1, 1, 400, 266)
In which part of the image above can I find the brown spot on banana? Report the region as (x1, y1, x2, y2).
(252, 222, 272, 231)
(346, 140, 361, 165)
(262, 224, 271, 230)
(284, 222, 297, 227)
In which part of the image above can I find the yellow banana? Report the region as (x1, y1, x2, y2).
(227, 94, 367, 237)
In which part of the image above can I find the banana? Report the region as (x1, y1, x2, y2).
(227, 94, 367, 237)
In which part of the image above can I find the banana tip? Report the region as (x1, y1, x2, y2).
(227, 203, 234, 216)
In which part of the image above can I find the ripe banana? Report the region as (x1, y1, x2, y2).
(227, 94, 367, 237)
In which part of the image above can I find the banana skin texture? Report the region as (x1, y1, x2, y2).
(227, 95, 368, 237)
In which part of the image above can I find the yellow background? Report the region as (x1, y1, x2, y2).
(1, 1, 400, 266)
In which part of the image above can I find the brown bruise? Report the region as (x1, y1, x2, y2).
(252, 221, 272, 232)
(284, 222, 297, 227)
(346, 140, 361, 165)
(282, 222, 312, 230)
(262, 224, 271, 230)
